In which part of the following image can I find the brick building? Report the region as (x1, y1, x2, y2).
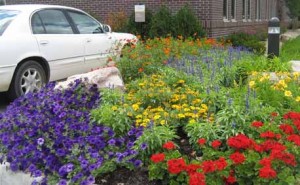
(3, 0, 283, 37)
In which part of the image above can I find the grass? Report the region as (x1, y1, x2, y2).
(281, 35, 300, 61)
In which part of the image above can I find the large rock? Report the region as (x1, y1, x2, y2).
(56, 66, 125, 90)
(0, 162, 43, 185)
(291, 60, 300, 72)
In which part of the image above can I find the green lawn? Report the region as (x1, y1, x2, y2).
(281, 35, 300, 61)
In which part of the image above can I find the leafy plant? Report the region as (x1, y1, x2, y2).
(173, 5, 206, 38)
(149, 5, 174, 38)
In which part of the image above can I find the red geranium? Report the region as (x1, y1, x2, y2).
(198, 138, 206, 146)
(185, 164, 202, 175)
(167, 158, 186, 174)
(279, 124, 294, 135)
(287, 134, 300, 146)
(189, 172, 206, 185)
(259, 166, 277, 179)
(225, 175, 236, 184)
(270, 150, 296, 166)
(215, 157, 227, 171)
(150, 153, 165, 163)
(251, 121, 264, 128)
(227, 134, 254, 150)
(229, 152, 245, 165)
(259, 157, 272, 167)
(163, 141, 176, 150)
(202, 160, 216, 173)
(260, 131, 276, 139)
(211, 140, 222, 149)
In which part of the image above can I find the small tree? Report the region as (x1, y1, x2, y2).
(173, 5, 206, 38)
(149, 5, 174, 38)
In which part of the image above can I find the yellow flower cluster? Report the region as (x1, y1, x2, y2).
(250, 71, 300, 102)
(122, 74, 211, 127)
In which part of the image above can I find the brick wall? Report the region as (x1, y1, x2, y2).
(7, 0, 281, 37)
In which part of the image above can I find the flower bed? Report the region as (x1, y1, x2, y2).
(0, 36, 299, 185)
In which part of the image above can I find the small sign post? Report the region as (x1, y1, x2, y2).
(267, 17, 280, 58)
(135, 4, 145, 22)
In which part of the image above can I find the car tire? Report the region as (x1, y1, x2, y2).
(8, 60, 47, 100)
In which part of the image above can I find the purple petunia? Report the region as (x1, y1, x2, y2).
(58, 179, 68, 185)
(37, 138, 44, 146)
(140, 143, 148, 150)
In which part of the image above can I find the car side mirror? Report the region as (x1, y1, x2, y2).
(103, 24, 112, 33)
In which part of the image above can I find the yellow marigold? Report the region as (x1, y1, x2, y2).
(132, 104, 139, 111)
(249, 81, 255, 88)
(284, 91, 292, 97)
(184, 108, 191, 112)
(178, 80, 185, 84)
(178, 113, 185, 119)
(111, 106, 118, 111)
(251, 71, 258, 76)
(160, 120, 166, 125)
(138, 83, 145, 87)
(296, 96, 300, 102)
(189, 119, 196, 124)
(136, 114, 143, 119)
(201, 104, 208, 110)
(153, 114, 161, 120)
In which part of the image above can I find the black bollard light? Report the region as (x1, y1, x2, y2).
(267, 17, 280, 58)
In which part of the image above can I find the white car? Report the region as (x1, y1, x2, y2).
(0, 4, 137, 99)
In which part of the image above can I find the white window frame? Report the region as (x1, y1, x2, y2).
(223, 0, 229, 21)
(256, 0, 261, 21)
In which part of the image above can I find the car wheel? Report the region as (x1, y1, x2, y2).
(8, 60, 47, 99)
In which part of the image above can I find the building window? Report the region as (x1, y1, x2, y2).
(256, 0, 261, 20)
(231, 0, 236, 20)
(0, 0, 6, 5)
(223, 0, 228, 20)
(247, 0, 251, 19)
(242, 0, 246, 19)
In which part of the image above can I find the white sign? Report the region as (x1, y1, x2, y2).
(135, 5, 145, 22)
(268, 27, 280, 34)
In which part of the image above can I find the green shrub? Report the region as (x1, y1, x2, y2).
(149, 5, 174, 38)
(226, 32, 266, 54)
(127, 8, 153, 38)
(173, 5, 206, 38)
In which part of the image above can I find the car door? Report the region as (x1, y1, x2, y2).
(66, 10, 114, 70)
(31, 9, 85, 81)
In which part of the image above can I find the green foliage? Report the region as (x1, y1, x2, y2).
(149, 6, 174, 38)
(173, 5, 206, 38)
(133, 126, 178, 162)
(281, 35, 300, 61)
(127, 8, 153, 38)
(286, 0, 300, 20)
(226, 32, 266, 54)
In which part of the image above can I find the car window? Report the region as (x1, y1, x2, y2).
(0, 10, 20, 36)
(67, 11, 103, 34)
(31, 13, 46, 34)
(34, 9, 73, 34)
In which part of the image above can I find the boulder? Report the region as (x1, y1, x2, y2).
(56, 66, 125, 90)
(0, 162, 43, 185)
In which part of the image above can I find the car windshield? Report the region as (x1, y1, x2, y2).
(0, 10, 20, 36)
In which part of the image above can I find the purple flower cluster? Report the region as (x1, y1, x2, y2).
(0, 80, 144, 185)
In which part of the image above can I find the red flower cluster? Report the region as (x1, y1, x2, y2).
(185, 164, 202, 175)
(163, 141, 176, 150)
(260, 140, 286, 152)
(201, 157, 228, 173)
(260, 131, 281, 139)
(279, 124, 294, 135)
(229, 152, 245, 165)
(167, 158, 186, 174)
(198, 138, 206, 146)
(227, 134, 254, 150)
(150, 153, 165, 163)
(270, 150, 296, 166)
(283, 111, 300, 120)
(251, 121, 264, 128)
(259, 166, 277, 179)
(189, 172, 206, 185)
(287, 134, 300, 146)
(211, 140, 222, 149)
